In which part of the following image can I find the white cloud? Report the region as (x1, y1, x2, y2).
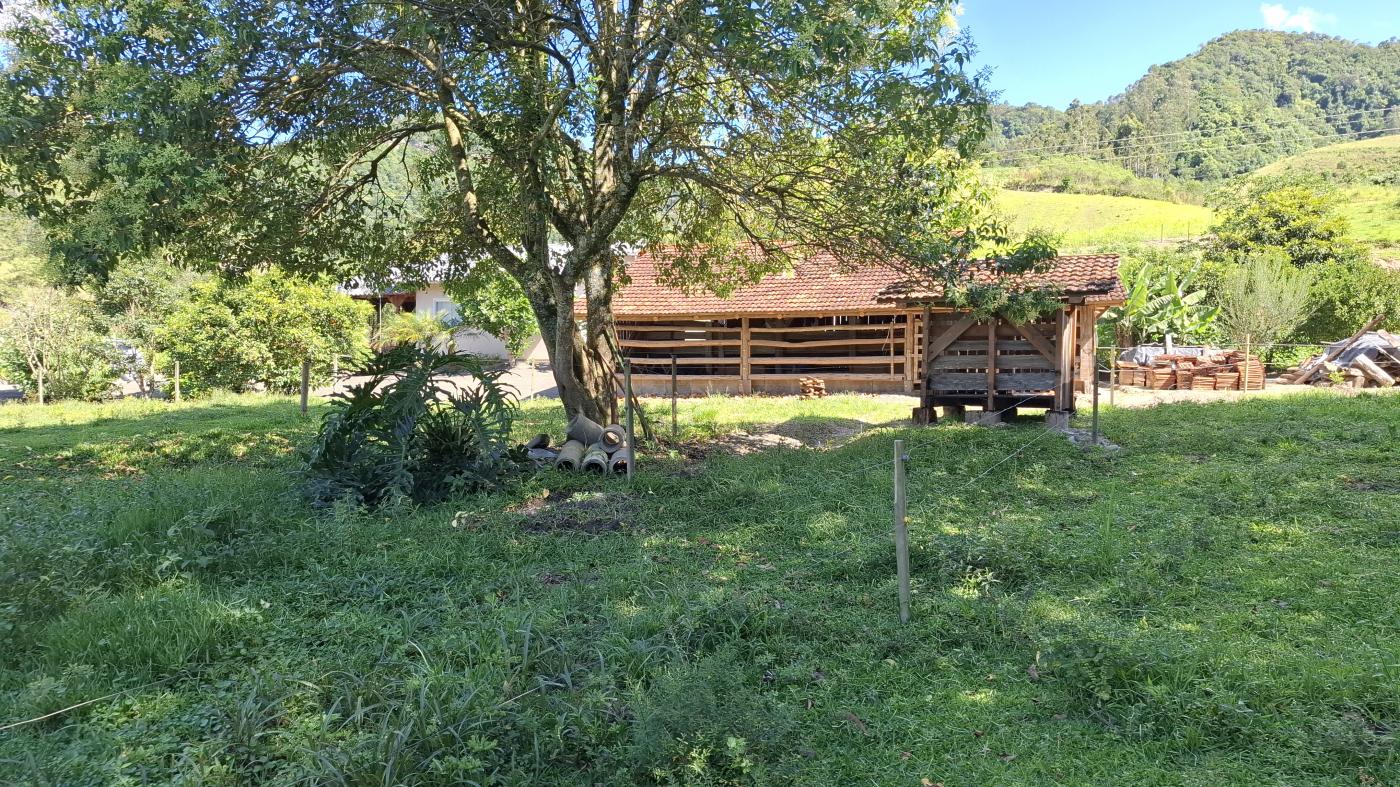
(1259, 3, 1337, 33)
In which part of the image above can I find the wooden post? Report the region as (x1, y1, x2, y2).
(893, 439, 911, 624)
(903, 312, 916, 392)
(1109, 361, 1116, 406)
(985, 319, 997, 411)
(739, 317, 752, 395)
(624, 359, 635, 482)
(1056, 308, 1075, 411)
(1242, 334, 1251, 394)
(1091, 363, 1101, 446)
(921, 306, 933, 403)
(173, 359, 181, 404)
(300, 358, 311, 416)
(670, 353, 678, 439)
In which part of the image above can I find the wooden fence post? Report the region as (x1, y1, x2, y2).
(1243, 334, 1251, 394)
(300, 358, 310, 416)
(893, 439, 911, 624)
(670, 354, 678, 439)
(624, 359, 635, 482)
(173, 359, 181, 404)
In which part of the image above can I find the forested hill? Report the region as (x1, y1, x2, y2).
(987, 31, 1400, 180)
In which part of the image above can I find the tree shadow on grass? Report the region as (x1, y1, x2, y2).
(0, 398, 317, 479)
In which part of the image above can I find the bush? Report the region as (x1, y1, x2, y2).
(306, 345, 522, 507)
(1216, 252, 1314, 347)
(0, 287, 121, 401)
(1295, 258, 1400, 342)
(159, 272, 372, 395)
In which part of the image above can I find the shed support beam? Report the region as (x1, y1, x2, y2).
(1056, 307, 1076, 411)
(740, 317, 752, 394)
(986, 319, 997, 410)
(903, 312, 916, 392)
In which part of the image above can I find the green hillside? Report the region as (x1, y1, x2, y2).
(994, 189, 1214, 250)
(0, 212, 48, 292)
(989, 31, 1400, 180)
(1254, 135, 1400, 257)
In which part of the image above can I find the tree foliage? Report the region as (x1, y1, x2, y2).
(0, 287, 119, 401)
(1215, 252, 1314, 347)
(1102, 261, 1219, 346)
(1204, 175, 1367, 267)
(158, 272, 372, 395)
(442, 271, 537, 357)
(1296, 258, 1400, 342)
(0, 0, 1037, 419)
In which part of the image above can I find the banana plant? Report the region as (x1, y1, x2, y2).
(1103, 262, 1219, 346)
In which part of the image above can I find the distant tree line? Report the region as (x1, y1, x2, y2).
(987, 31, 1400, 180)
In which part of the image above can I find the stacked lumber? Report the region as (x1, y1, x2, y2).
(1282, 319, 1399, 388)
(799, 377, 828, 398)
(1117, 350, 1266, 391)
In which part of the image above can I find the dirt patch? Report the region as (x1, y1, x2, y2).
(677, 431, 804, 461)
(514, 490, 634, 534)
(1346, 479, 1400, 493)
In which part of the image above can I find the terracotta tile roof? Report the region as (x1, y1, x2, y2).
(585, 246, 1122, 317)
(878, 254, 1125, 305)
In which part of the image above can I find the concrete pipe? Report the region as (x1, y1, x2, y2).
(524, 433, 551, 450)
(600, 425, 628, 454)
(566, 414, 605, 446)
(554, 439, 586, 471)
(581, 444, 610, 473)
(607, 452, 629, 475)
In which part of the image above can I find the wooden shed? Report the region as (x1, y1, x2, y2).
(590, 247, 1123, 417)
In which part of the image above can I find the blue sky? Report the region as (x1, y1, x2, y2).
(959, 1, 1400, 108)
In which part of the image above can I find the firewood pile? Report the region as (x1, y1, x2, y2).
(1282, 317, 1399, 389)
(799, 377, 828, 399)
(1116, 351, 1266, 391)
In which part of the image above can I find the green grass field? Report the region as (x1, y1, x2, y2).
(991, 136, 1400, 257)
(2, 391, 1400, 784)
(995, 189, 1215, 250)
(1253, 134, 1400, 258)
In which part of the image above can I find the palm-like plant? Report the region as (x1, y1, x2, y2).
(372, 307, 456, 350)
(1103, 262, 1219, 346)
(306, 345, 520, 507)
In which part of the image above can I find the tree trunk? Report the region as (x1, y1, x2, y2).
(516, 268, 617, 423)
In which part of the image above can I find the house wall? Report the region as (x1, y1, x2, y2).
(413, 283, 547, 361)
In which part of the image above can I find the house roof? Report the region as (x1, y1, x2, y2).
(589, 246, 1122, 318)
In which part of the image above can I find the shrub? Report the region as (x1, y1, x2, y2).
(0, 287, 120, 402)
(306, 345, 522, 507)
(1216, 252, 1314, 347)
(371, 306, 455, 349)
(1205, 174, 1367, 268)
(159, 272, 372, 395)
(1295, 258, 1400, 342)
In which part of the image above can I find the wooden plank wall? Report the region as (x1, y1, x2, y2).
(616, 313, 918, 393)
(919, 311, 1066, 410)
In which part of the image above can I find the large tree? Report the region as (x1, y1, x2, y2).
(2, 0, 1030, 420)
